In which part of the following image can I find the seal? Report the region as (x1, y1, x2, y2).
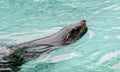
(0, 20, 88, 72)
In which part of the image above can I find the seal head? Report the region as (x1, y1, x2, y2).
(63, 20, 88, 45)
(0, 20, 88, 72)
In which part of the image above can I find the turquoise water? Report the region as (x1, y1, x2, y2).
(0, 0, 120, 72)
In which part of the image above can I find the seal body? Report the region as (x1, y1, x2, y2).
(0, 20, 88, 72)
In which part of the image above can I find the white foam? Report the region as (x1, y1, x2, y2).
(118, 17, 120, 19)
(36, 52, 79, 63)
(50, 53, 78, 62)
(0, 27, 61, 44)
(88, 30, 94, 39)
(105, 29, 111, 31)
(101, 5, 117, 10)
(104, 0, 111, 3)
(112, 27, 120, 29)
(116, 36, 120, 39)
(93, 11, 101, 14)
(89, 52, 100, 58)
(104, 36, 111, 39)
(97, 50, 120, 65)
(113, 6, 120, 10)
(112, 62, 120, 69)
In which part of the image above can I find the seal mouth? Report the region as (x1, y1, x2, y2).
(64, 20, 88, 44)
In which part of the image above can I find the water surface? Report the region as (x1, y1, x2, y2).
(0, 0, 120, 72)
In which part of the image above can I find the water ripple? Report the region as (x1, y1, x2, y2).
(112, 62, 120, 69)
(101, 5, 117, 11)
(37, 52, 79, 63)
(88, 30, 94, 39)
(97, 50, 120, 65)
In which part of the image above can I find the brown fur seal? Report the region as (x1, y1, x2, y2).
(0, 20, 88, 72)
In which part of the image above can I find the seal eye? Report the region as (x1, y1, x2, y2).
(73, 27, 81, 33)
(76, 27, 81, 32)
(64, 26, 82, 44)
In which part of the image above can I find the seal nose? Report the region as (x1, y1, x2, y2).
(80, 20, 86, 25)
(81, 20, 86, 23)
(80, 20, 87, 28)
(74, 20, 87, 29)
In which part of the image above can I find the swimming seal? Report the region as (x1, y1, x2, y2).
(0, 20, 88, 72)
